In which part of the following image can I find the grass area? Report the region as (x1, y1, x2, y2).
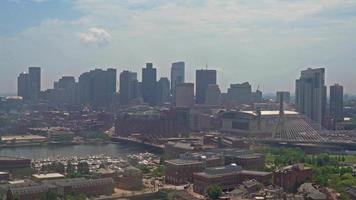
(258, 147, 356, 199)
(265, 154, 276, 164)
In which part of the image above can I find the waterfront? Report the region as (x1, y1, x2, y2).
(0, 143, 147, 160)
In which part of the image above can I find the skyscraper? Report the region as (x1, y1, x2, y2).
(142, 63, 157, 105)
(330, 84, 343, 121)
(205, 84, 221, 105)
(28, 67, 41, 101)
(158, 77, 170, 104)
(119, 71, 138, 105)
(17, 72, 30, 100)
(171, 62, 185, 95)
(295, 68, 326, 125)
(175, 83, 194, 108)
(53, 76, 76, 105)
(78, 68, 117, 108)
(227, 82, 252, 105)
(196, 69, 216, 104)
(17, 67, 41, 102)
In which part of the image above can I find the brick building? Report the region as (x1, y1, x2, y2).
(230, 154, 266, 170)
(115, 108, 189, 138)
(165, 159, 204, 185)
(274, 164, 313, 191)
(193, 164, 273, 195)
(117, 166, 143, 190)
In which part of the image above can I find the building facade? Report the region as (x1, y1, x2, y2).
(171, 61, 185, 96)
(227, 82, 252, 105)
(175, 83, 194, 108)
(120, 71, 139, 105)
(330, 84, 344, 121)
(196, 69, 217, 104)
(142, 63, 158, 105)
(295, 68, 326, 126)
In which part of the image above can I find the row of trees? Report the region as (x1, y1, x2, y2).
(38, 161, 90, 177)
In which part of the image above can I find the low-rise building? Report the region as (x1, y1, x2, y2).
(117, 166, 143, 190)
(228, 154, 265, 170)
(346, 186, 356, 200)
(193, 164, 273, 195)
(164, 142, 194, 160)
(193, 164, 242, 195)
(0, 178, 115, 200)
(1, 135, 47, 144)
(274, 164, 313, 191)
(0, 156, 31, 170)
(165, 159, 204, 185)
(33, 173, 65, 181)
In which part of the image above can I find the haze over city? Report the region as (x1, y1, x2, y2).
(1, 0, 356, 94)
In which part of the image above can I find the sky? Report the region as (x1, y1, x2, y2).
(1, 0, 356, 95)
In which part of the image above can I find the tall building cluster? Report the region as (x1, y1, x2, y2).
(16, 65, 345, 129)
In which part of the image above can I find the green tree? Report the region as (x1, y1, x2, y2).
(136, 164, 150, 174)
(77, 162, 90, 175)
(206, 185, 222, 200)
(159, 157, 165, 165)
(40, 190, 58, 200)
(66, 161, 76, 175)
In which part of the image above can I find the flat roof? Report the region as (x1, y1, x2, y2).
(241, 110, 299, 116)
(32, 173, 65, 179)
(0, 156, 29, 161)
(241, 170, 272, 176)
(1, 135, 46, 141)
(166, 159, 202, 165)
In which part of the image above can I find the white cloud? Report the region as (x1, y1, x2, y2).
(79, 27, 111, 45)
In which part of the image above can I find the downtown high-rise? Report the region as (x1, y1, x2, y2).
(330, 84, 344, 121)
(295, 68, 327, 125)
(171, 62, 185, 95)
(78, 68, 117, 108)
(142, 63, 157, 105)
(119, 71, 139, 105)
(17, 67, 41, 102)
(195, 69, 217, 104)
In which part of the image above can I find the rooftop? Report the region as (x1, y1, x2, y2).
(166, 159, 202, 166)
(32, 173, 65, 179)
(1, 135, 46, 141)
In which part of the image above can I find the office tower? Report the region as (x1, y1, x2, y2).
(158, 77, 170, 104)
(171, 62, 185, 95)
(196, 69, 217, 104)
(78, 72, 92, 105)
(52, 76, 76, 105)
(142, 63, 157, 105)
(330, 84, 344, 121)
(295, 68, 326, 125)
(28, 67, 41, 101)
(175, 83, 194, 108)
(106, 68, 117, 99)
(252, 89, 263, 103)
(17, 67, 41, 101)
(17, 72, 30, 100)
(227, 82, 252, 105)
(78, 68, 117, 108)
(205, 84, 221, 105)
(120, 71, 139, 105)
(276, 91, 291, 103)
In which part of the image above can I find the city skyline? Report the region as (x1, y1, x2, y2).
(1, 0, 356, 94)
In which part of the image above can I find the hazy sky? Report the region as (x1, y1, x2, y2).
(1, 0, 356, 95)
